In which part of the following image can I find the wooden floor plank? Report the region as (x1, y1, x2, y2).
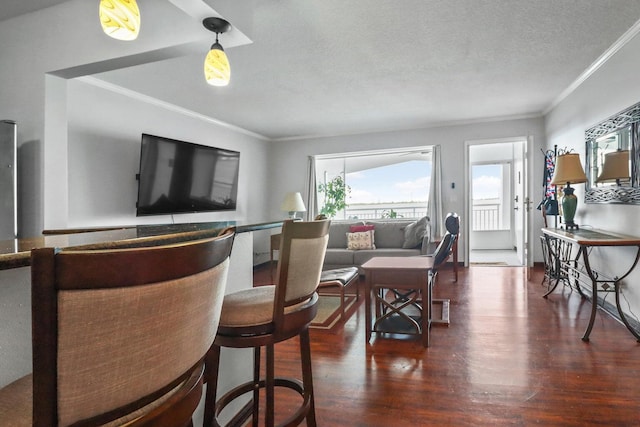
(251, 264, 640, 426)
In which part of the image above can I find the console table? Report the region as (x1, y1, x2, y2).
(541, 227, 640, 342)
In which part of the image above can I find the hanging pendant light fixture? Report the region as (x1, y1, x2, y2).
(203, 17, 232, 87)
(99, 0, 141, 41)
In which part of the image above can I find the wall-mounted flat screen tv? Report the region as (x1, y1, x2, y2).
(136, 133, 240, 216)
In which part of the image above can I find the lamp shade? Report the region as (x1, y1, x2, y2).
(204, 43, 231, 86)
(99, 0, 140, 41)
(596, 150, 630, 183)
(550, 153, 587, 185)
(281, 192, 306, 213)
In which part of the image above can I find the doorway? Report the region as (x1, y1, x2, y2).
(466, 139, 529, 266)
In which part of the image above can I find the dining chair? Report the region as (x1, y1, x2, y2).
(385, 213, 459, 326)
(428, 213, 460, 325)
(203, 219, 330, 427)
(0, 229, 234, 426)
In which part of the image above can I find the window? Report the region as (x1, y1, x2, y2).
(471, 163, 511, 230)
(315, 148, 432, 220)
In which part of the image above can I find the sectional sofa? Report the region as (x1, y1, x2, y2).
(322, 217, 432, 271)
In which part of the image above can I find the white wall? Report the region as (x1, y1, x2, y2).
(544, 28, 640, 320)
(268, 117, 546, 262)
(66, 78, 269, 228)
(0, 0, 237, 237)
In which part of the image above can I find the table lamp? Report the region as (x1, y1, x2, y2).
(550, 152, 587, 230)
(596, 149, 630, 186)
(281, 192, 306, 219)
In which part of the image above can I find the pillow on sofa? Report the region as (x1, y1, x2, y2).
(346, 230, 376, 250)
(350, 224, 375, 233)
(328, 221, 364, 249)
(402, 216, 429, 249)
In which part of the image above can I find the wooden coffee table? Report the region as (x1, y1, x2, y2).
(362, 256, 435, 347)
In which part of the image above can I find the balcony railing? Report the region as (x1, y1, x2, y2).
(472, 201, 500, 231)
(323, 200, 502, 230)
(328, 202, 427, 220)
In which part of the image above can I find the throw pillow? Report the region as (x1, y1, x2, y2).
(402, 216, 429, 249)
(346, 230, 376, 250)
(349, 224, 375, 233)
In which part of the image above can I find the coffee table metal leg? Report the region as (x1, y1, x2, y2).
(422, 274, 430, 347)
(365, 274, 372, 343)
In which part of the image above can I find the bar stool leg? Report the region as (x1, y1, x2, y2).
(266, 344, 275, 427)
(203, 345, 221, 427)
(253, 347, 261, 426)
(300, 329, 317, 427)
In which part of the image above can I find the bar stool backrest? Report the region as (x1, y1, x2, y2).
(29, 230, 234, 426)
(273, 220, 331, 327)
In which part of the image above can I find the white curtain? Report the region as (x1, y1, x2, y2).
(427, 145, 444, 239)
(304, 156, 318, 221)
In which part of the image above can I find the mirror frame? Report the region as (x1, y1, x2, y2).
(585, 101, 640, 204)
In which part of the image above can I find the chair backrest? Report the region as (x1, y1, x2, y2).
(30, 229, 235, 426)
(273, 219, 330, 327)
(444, 212, 460, 235)
(432, 213, 460, 269)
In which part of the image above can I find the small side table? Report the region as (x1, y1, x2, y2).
(362, 256, 435, 347)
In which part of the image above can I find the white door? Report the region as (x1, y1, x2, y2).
(465, 138, 530, 267)
(513, 140, 529, 266)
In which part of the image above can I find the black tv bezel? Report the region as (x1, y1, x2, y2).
(135, 133, 240, 216)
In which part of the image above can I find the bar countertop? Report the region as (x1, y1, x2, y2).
(0, 220, 284, 270)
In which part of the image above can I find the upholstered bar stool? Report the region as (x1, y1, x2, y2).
(0, 229, 234, 427)
(204, 219, 330, 427)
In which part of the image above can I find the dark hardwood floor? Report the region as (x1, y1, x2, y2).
(252, 264, 640, 426)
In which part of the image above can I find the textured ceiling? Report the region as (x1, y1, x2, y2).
(0, 0, 69, 22)
(6, 1, 640, 141)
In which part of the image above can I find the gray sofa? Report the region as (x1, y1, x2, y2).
(322, 217, 432, 271)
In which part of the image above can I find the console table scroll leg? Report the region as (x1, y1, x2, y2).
(615, 280, 640, 342)
(581, 246, 597, 342)
(613, 246, 640, 342)
(543, 276, 561, 298)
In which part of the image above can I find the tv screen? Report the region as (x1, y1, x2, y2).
(136, 134, 240, 216)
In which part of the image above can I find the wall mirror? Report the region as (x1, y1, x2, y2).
(585, 101, 640, 203)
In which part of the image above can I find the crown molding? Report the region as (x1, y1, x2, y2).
(77, 76, 269, 141)
(544, 19, 640, 116)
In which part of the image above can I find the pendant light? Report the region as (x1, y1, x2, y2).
(99, 0, 141, 41)
(203, 17, 232, 87)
